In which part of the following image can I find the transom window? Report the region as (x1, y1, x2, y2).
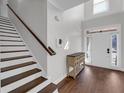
(93, 0, 109, 14)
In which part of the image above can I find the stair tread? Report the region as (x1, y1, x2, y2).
(0, 31, 18, 34)
(1, 61, 36, 72)
(0, 19, 11, 23)
(1, 68, 41, 87)
(1, 55, 32, 62)
(0, 35, 20, 38)
(9, 77, 47, 93)
(0, 20, 11, 24)
(0, 40, 23, 42)
(38, 83, 57, 93)
(0, 25, 14, 29)
(0, 16, 10, 21)
(0, 22, 13, 26)
(0, 50, 29, 53)
(0, 27, 15, 30)
(0, 45, 25, 47)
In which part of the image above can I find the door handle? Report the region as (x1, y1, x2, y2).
(107, 48, 110, 54)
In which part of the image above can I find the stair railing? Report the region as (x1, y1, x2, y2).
(7, 4, 56, 56)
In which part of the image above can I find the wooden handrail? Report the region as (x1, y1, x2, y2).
(48, 47, 56, 55)
(7, 4, 56, 56)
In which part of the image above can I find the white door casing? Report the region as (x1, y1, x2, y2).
(84, 24, 121, 70)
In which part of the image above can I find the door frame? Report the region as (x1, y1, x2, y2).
(84, 24, 122, 70)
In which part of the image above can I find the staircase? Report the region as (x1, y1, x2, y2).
(0, 16, 58, 93)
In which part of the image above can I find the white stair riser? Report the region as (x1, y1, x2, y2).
(1, 46, 27, 51)
(27, 80, 50, 93)
(0, 57, 34, 68)
(0, 37, 21, 40)
(0, 64, 37, 79)
(0, 33, 19, 37)
(1, 41, 24, 45)
(1, 52, 31, 58)
(1, 72, 42, 93)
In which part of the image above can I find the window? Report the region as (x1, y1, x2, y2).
(93, 0, 109, 14)
(111, 34, 118, 66)
(86, 36, 92, 63)
(64, 41, 70, 50)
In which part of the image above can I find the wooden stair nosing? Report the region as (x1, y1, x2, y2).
(1, 55, 32, 62)
(0, 27, 16, 31)
(1, 61, 36, 71)
(1, 68, 41, 87)
(0, 31, 18, 35)
(0, 35, 20, 38)
(0, 50, 29, 53)
(38, 83, 57, 93)
(0, 45, 25, 47)
(1, 61, 36, 72)
(8, 77, 47, 93)
(0, 40, 23, 42)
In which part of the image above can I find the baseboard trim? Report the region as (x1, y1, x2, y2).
(86, 63, 124, 72)
(53, 74, 67, 85)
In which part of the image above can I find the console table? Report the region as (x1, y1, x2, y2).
(67, 52, 85, 79)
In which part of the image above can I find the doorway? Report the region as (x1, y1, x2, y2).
(85, 25, 121, 69)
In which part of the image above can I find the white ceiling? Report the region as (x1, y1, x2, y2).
(48, 0, 90, 11)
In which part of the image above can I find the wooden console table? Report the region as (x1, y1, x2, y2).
(67, 52, 85, 79)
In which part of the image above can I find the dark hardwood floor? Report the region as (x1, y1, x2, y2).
(58, 66, 124, 93)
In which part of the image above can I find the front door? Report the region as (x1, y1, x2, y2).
(91, 32, 111, 68)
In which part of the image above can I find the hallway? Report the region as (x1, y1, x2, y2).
(59, 66, 124, 93)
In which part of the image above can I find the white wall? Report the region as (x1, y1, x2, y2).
(0, 0, 1, 16)
(49, 0, 85, 11)
(47, 2, 84, 83)
(0, 0, 8, 17)
(7, 0, 84, 82)
(8, 0, 48, 76)
(84, 0, 124, 21)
